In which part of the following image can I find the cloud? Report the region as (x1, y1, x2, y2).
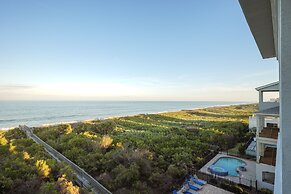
(0, 84, 38, 100)
(0, 81, 258, 102)
(0, 84, 35, 90)
(240, 70, 276, 79)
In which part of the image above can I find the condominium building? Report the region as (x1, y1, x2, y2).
(254, 81, 279, 191)
(239, 0, 291, 193)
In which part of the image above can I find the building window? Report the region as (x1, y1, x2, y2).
(262, 172, 275, 184)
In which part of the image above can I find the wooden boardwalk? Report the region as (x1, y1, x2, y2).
(19, 125, 112, 194)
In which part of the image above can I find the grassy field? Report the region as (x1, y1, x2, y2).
(31, 104, 257, 194)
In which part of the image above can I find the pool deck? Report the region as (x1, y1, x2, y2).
(177, 184, 233, 194)
(199, 153, 256, 187)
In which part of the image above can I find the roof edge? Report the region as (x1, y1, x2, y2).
(256, 81, 279, 91)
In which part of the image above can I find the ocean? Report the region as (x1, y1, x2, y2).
(0, 101, 244, 129)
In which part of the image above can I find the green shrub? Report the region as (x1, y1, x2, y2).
(209, 178, 218, 185)
(238, 144, 246, 155)
(221, 182, 244, 194)
(259, 188, 273, 194)
(97, 120, 117, 135)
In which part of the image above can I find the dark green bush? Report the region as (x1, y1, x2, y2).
(238, 144, 246, 155)
(221, 182, 244, 194)
(259, 188, 273, 194)
(209, 178, 218, 185)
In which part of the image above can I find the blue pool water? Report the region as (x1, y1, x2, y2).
(212, 157, 246, 176)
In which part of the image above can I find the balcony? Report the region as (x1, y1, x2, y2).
(259, 101, 279, 112)
(260, 147, 277, 166)
(259, 127, 279, 139)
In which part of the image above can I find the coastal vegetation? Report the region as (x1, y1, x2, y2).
(0, 128, 88, 194)
(32, 104, 257, 193)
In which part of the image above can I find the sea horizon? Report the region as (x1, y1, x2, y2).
(0, 100, 252, 130)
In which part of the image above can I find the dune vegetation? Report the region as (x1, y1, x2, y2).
(32, 104, 257, 193)
(0, 128, 89, 194)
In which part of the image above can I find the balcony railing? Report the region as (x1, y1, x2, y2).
(259, 127, 279, 139)
(259, 147, 277, 166)
(258, 101, 279, 112)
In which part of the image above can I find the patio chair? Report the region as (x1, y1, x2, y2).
(189, 175, 204, 186)
(188, 178, 203, 189)
(193, 174, 207, 185)
(185, 180, 200, 191)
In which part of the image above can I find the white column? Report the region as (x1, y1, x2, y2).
(278, 0, 291, 193)
(259, 91, 264, 110)
(256, 115, 264, 135)
(256, 115, 260, 136)
(257, 141, 261, 163)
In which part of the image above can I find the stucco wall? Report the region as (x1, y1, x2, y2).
(256, 163, 275, 191)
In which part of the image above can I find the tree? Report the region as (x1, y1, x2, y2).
(100, 135, 113, 149)
(238, 144, 246, 155)
(39, 182, 58, 194)
(91, 120, 116, 135)
(59, 124, 73, 135)
(36, 160, 51, 178)
(0, 133, 8, 145)
(57, 175, 80, 194)
(0, 175, 12, 194)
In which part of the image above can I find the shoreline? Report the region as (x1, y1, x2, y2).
(0, 102, 253, 131)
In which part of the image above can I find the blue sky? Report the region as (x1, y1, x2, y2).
(0, 0, 278, 101)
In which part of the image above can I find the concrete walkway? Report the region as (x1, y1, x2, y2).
(178, 183, 233, 194)
(198, 184, 233, 194)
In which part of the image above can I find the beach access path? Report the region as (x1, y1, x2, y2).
(19, 125, 112, 194)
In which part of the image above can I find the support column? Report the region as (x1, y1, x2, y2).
(257, 141, 261, 163)
(259, 91, 263, 110)
(279, 0, 291, 193)
(256, 115, 264, 135)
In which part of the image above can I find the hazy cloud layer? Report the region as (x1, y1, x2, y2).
(0, 85, 35, 90)
(0, 81, 260, 102)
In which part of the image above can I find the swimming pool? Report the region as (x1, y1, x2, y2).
(209, 157, 246, 176)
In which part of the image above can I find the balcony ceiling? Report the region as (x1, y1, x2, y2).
(239, 0, 276, 59)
